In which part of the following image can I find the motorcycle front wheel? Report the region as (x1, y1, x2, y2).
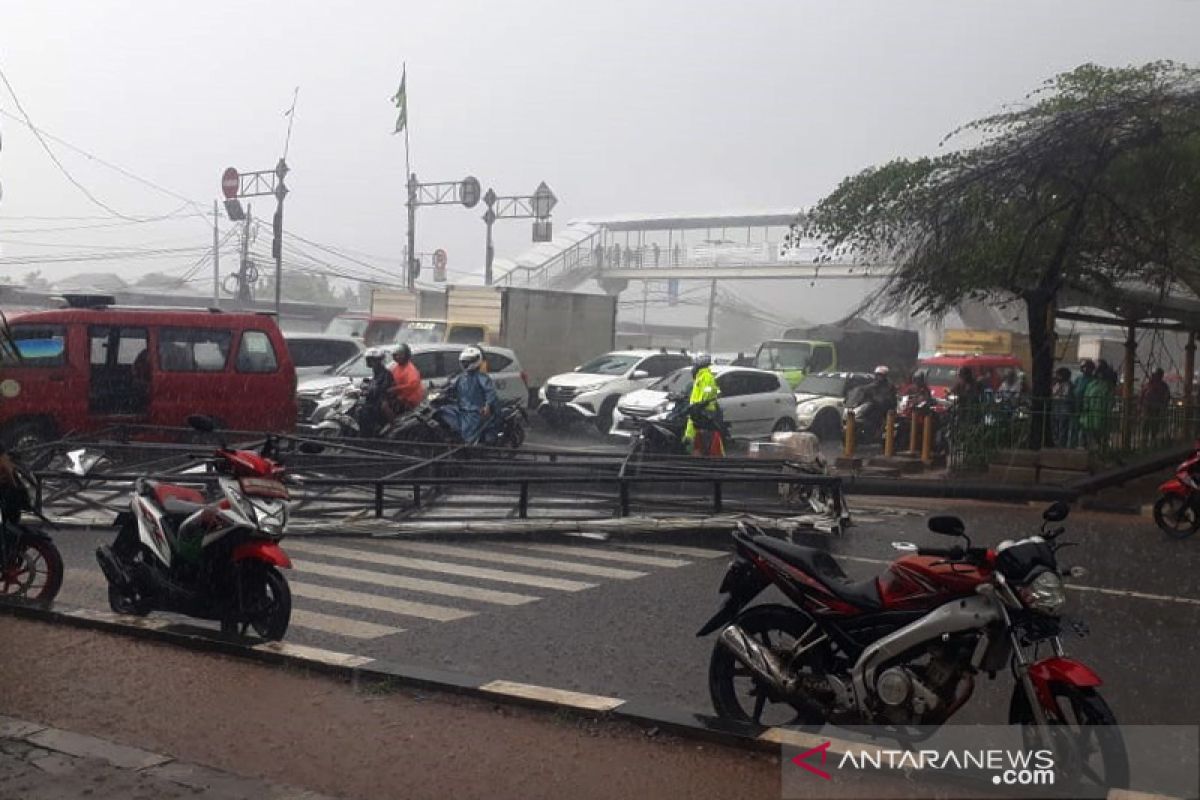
(1010, 683, 1129, 790)
(708, 604, 833, 727)
(222, 564, 291, 641)
(1154, 495, 1200, 539)
(0, 534, 63, 606)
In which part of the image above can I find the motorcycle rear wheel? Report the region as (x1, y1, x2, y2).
(221, 564, 291, 641)
(1010, 683, 1129, 790)
(1154, 495, 1200, 539)
(107, 584, 152, 616)
(708, 604, 833, 727)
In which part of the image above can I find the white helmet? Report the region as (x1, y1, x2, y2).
(874, 365, 890, 376)
(692, 352, 712, 369)
(459, 346, 483, 371)
(364, 347, 386, 364)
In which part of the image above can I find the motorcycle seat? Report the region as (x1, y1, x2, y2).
(754, 536, 882, 611)
(161, 497, 205, 517)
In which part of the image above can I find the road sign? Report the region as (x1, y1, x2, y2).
(531, 182, 557, 219)
(483, 188, 497, 208)
(482, 208, 497, 226)
(433, 248, 447, 282)
(221, 167, 240, 199)
(461, 176, 481, 209)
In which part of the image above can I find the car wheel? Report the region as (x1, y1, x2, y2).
(772, 418, 797, 434)
(596, 397, 618, 434)
(812, 409, 841, 441)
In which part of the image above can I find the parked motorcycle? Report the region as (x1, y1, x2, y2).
(698, 501, 1128, 790)
(0, 446, 64, 606)
(1153, 442, 1200, 539)
(310, 383, 366, 438)
(95, 415, 294, 639)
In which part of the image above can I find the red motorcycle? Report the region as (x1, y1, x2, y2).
(698, 502, 1128, 790)
(1153, 442, 1200, 539)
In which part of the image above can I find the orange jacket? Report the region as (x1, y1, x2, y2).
(390, 360, 426, 410)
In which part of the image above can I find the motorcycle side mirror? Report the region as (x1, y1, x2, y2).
(1042, 501, 1070, 523)
(891, 541, 918, 553)
(187, 415, 216, 433)
(928, 515, 966, 537)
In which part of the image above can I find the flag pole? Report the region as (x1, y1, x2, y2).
(402, 62, 411, 180)
(402, 63, 416, 288)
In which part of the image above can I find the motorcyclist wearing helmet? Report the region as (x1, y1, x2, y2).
(389, 342, 425, 413)
(358, 348, 395, 437)
(684, 352, 724, 456)
(903, 370, 932, 406)
(849, 365, 897, 435)
(444, 346, 499, 444)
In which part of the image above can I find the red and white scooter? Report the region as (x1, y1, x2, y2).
(96, 415, 295, 639)
(1154, 440, 1200, 539)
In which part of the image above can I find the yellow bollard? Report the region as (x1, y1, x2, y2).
(843, 411, 857, 458)
(883, 410, 896, 458)
(921, 411, 935, 465)
(908, 412, 920, 453)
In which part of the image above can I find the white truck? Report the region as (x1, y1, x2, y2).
(371, 285, 617, 398)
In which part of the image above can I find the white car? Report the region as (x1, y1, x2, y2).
(610, 366, 798, 441)
(297, 344, 528, 421)
(283, 333, 363, 378)
(538, 349, 694, 431)
(793, 371, 875, 440)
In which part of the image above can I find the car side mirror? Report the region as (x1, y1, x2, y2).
(573, 365, 581, 372)
(632, 370, 650, 380)
(928, 515, 966, 538)
(1043, 501, 1070, 522)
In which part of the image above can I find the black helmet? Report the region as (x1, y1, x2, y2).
(393, 343, 412, 362)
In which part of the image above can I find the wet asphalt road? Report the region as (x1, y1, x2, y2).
(45, 497, 1200, 728)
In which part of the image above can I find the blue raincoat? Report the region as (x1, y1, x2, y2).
(443, 370, 499, 444)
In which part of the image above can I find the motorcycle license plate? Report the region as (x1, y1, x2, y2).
(240, 477, 289, 499)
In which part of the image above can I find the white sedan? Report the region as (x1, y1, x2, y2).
(610, 366, 798, 441)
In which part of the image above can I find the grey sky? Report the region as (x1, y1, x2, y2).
(1, 0, 1198, 322)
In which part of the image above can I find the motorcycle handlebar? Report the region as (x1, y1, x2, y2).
(917, 545, 965, 560)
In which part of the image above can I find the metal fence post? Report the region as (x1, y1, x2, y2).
(618, 479, 630, 517)
(713, 481, 723, 513)
(519, 482, 529, 519)
(374, 483, 384, 518)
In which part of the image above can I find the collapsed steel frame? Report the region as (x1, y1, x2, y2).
(21, 424, 850, 533)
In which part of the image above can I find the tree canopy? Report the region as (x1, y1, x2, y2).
(794, 61, 1200, 446)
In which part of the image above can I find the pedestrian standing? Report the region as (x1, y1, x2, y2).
(1140, 367, 1171, 444)
(673, 242, 682, 266)
(1051, 367, 1073, 447)
(1070, 360, 1096, 447)
(652, 242, 660, 266)
(1081, 361, 1116, 450)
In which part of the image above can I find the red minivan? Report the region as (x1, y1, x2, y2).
(0, 298, 297, 449)
(917, 353, 1025, 399)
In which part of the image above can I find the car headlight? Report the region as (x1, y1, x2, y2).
(1019, 571, 1066, 615)
(320, 385, 347, 398)
(577, 382, 607, 394)
(797, 401, 817, 416)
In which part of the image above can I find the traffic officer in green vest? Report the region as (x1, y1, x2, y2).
(685, 352, 725, 456)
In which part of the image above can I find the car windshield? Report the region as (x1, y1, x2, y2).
(754, 342, 811, 371)
(325, 317, 366, 338)
(331, 351, 388, 379)
(0, 323, 67, 366)
(394, 321, 447, 346)
(651, 367, 693, 394)
(795, 375, 847, 396)
(921, 365, 961, 386)
(577, 353, 641, 375)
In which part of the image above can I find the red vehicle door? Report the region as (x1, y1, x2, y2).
(0, 320, 88, 447)
(230, 326, 297, 432)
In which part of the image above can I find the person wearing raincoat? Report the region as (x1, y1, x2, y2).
(444, 346, 500, 444)
(684, 353, 724, 456)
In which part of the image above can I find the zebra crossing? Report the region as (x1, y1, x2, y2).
(57, 538, 728, 646)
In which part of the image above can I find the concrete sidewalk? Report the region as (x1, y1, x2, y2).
(0, 714, 333, 800)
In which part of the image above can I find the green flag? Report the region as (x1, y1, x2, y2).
(391, 70, 407, 134)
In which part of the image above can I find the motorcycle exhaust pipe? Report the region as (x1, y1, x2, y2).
(717, 624, 790, 694)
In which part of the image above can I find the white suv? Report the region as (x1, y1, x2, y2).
(538, 349, 694, 431)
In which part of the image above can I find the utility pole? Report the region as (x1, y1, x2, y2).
(238, 205, 253, 303)
(704, 279, 718, 352)
(481, 182, 557, 286)
(211, 200, 220, 308)
(219, 162, 288, 313)
(407, 173, 417, 288)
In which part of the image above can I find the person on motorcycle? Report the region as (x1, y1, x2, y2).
(851, 366, 897, 435)
(389, 343, 425, 414)
(0, 444, 29, 528)
(684, 352, 724, 456)
(358, 348, 395, 437)
(446, 346, 500, 444)
(903, 371, 932, 405)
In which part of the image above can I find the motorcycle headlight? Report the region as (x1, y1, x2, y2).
(225, 485, 258, 526)
(1019, 571, 1066, 615)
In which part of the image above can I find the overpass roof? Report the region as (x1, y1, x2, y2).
(576, 210, 801, 232)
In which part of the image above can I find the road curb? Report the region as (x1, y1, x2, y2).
(0, 599, 1174, 800)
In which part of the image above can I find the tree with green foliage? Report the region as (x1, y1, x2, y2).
(796, 61, 1200, 448)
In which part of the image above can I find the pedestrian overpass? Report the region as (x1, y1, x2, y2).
(493, 211, 890, 292)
